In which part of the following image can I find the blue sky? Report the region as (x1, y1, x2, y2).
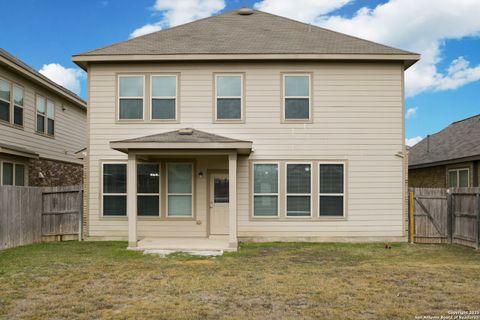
(1, 0, 479, 144)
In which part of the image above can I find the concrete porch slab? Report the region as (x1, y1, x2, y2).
(128, 237, 237, 253)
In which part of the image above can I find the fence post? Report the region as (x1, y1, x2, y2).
(476, 193, 480, 250)
(78, 189, 83, 241)
(409, 191, 415, 243)
(447, 190, 453, 244)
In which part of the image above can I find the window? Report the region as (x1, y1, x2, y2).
(286, 163, 311, 217)
(102, 163, 127, 216)
(253, 163, 279, 217)
(283, 74, 311, 120)
(36, 95, 46, 133)
(214, 178, 229, 203)
(215, 74, 243, 120)
(167, 163, 193, 217)
(1, 162, 24, 186)
(47, 100, 55, 135)
(119, 75, 144, 120)
(448, 168, 470, 188)
(151, 75, 177, 120)
(137, 163, 160, 216)
(0, 79, 11, 122)
(319, 164, 345, 217)
(13, 85, 23, 126)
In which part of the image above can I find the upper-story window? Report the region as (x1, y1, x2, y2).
(13, 85, 24, 126)
(215, 74, 243, 121)
(0, 78, 24, 127)
(36, 95, 46, 133)
(47, 99, 55, 135)
(36, 95, 54, 136)
(151, 75, 177, 120)
(0, 78, 11, 122)
(283, 74, 311, 121)
(119, 75, 144, 120)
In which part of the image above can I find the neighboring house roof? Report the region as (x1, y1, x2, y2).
(0, 142, 39, 158)
(73, 9, 419, 69)
(110, 128, 253, 154)
(0, 48, 87, 109)
(409, 114, 480, 168)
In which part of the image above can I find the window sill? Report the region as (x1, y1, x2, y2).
(250, 216, 347, 222)
(99, 216, 128, 221)
(0, 120, 24, 131)
(214, 119, 245, 124)
(281, 119, 313, 124)
(34, 132, 55, 139)
(138, 216, 197, 221)
(149, 119, 180, 124)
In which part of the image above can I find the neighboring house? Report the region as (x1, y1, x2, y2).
(72, 8, 419, 250)
(409, 114, 480, 188)
(0, 48, 87, 187)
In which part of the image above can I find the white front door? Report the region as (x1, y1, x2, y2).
(209, 173, 229, 235)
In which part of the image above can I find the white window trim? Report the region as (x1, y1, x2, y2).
(101, 161, 128, 217)
(117, 75, 145, 121)
(46, 99, 55, 136)
(318, 162, 346, 218)
(150, 75, 178, 121)
(13, 84, 24, 127)
(282, 73, 312, 121)
(35, 94, 46, 133)
(0, 160, 26, 186)
(136, 162, 161, 217)
(285, 162, 313, 218)
(166, 162, 194, 218)
(252, 162, 280, 218)
(214, 74, 244, 121)
(448, 168, 470, 188)
(0, 77, 11, 123)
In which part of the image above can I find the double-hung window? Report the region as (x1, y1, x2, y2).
(283, 74, 311, 120)
(167, 163, 193, 217)
(0, 79, 11, 122)
(1, 162, 25, 186)
(137, 163, 160, 216)
(286, 163, 311, 217)
(448, 168, 470, 188)
(319, 163, 345, 216)
(119, 75, 144, 120)
(151, 75, 177, 120)
(215, 74, 243, 121)
(13, 85, 24, 126)
(253, 163, 279, 217)
(47, 99, 55, 135)
(36, 95, 46, 133)
(36, 95, 55, 135)
(102, 163, 127, 216)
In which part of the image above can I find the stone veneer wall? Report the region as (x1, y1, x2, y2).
(28, 158, 83, 187)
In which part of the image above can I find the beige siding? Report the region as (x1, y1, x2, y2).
(88, 61, 405, 240)
(0, 65, 86, 164)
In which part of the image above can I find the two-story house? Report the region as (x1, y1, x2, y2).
(0, 48, 87, 187)
(72, 8, 419, 251)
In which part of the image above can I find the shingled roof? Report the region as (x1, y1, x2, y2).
(73, 9, 419, 69)
(409, 114, 480, 168)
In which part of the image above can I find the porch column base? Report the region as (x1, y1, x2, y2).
(128, 241, 138, 248)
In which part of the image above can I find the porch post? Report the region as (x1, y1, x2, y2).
(228, 153, 238, 248)
(127, 152, 137, 248)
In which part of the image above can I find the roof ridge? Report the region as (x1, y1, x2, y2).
(451, 113, 480, 125)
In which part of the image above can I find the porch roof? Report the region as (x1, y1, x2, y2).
(0, 142, 39, 158)
(110, 128, 253, 155)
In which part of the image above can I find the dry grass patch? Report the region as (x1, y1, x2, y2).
(0, 241, 479, 319)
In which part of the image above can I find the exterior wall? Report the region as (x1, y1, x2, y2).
(28, 158, 83, 187)
(87, 61, 405, 241)
(0, 65, 86, 165)
(409, 161, 477, 188)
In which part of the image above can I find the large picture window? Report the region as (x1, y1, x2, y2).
(283, 74, 311, 120)
(448, 168, 470, 188)
(286, 163, 311, 217)
(215, 74, 243, 120)
(137, 163, 160, 216)
(151, 75, 177, 120)
(253, 163, 279, 217)
(319, 164, 345, 217)
(102, 163, 127, 216)
(167, 163, 193, 217)
(119, 75, 144, 120)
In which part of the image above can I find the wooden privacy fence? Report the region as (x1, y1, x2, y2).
(0, 185, 83, 250)
(409, 187, 480, 249)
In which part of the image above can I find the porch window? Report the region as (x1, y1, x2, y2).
(0, 78, 10, 122)
(36, 95, 46, 133)
(319, 163, 345, 216)
(119, 75, 144, 120)
(286, 163, 311, 217)
(102, 163, 127, 216)
(448, 168, 470, 188)
(283, 74, 311, 120)
(1, 162, 24, 186)
(151, 75, 177, 120)
(167, 163, 193, 217)
(47, 99, 55, 136)
(137, 163, 160, 216)
(215, 74, 243, 120)
(2, 162, 13, 185)
(253, 163, 279, 217)
(13, 85, 23, 126)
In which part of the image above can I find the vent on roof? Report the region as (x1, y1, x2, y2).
(178, 128, 194, 135)
(238, 7, 253, 15)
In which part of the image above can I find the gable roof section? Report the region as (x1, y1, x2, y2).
(73, 9, 419, 69)
(409, 114, 480, 168)
(0, 48, 86, 109)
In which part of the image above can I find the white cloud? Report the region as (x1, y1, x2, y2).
(39, 63, 85, 95)
(405, 107, 417, 119)
(254, 0, 480, 97)
(130, 0, 225, 38)
(406, 136, 423, 147)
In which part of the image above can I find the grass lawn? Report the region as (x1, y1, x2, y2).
(1, 242, 479, 320)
